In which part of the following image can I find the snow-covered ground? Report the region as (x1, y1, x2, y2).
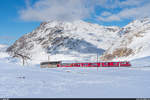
(0, 60, 150, 98)
(1, 43, 150, 98)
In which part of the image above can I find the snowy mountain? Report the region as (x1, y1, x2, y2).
(101, 17, 150, 61)
(7, 20, 120, 64)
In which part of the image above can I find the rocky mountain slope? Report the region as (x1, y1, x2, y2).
(7, 20, 120, 64)
(101, 17, 150, 61)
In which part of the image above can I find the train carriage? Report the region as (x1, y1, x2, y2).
(57, 61, 131, 67)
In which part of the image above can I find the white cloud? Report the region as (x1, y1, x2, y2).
(98, 15, 121, 22)
(97, 0, 146, 9)
(19, 0, 95, 22)
(119, 0, 143, 6)
(101, 12, 112, 17)
(19, 0, 150, 22)
(118, 4, 150, 19)
(98, 0, 150, 22)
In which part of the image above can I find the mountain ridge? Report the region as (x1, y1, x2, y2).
(6, 20, 120, 64)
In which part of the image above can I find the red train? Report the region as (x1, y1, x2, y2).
(57, 61, 131, 67)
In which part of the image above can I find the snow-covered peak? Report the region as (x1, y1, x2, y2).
(126, 17, 150, 32)
(39, 20, 120, 35)
(42, 20, 102, 28)
(127, 17, 150, 28)
(7, 20, 120, 64)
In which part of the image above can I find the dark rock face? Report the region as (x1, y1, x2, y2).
(101, 48, 133, 61)
(6, 24, 68, 59)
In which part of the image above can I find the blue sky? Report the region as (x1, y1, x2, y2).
(0, 0, 40, 45)
(0, 0, 150, 45)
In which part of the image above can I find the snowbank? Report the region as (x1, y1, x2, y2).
(131, 56, 150, 67)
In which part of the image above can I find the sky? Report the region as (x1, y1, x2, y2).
(0, 0, 150, 45)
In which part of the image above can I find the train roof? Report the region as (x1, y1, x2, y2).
(61, 60, 130, 63)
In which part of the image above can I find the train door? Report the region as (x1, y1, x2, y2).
(102, 62, 109, 67)
(72, 63, 81, 67)
(90, 63, 98, 67)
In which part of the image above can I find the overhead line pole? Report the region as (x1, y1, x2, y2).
(97, 52, 98, 72)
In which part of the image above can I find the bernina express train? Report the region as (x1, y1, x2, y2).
(57, 61, 131, 67)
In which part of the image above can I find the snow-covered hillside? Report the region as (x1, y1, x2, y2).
(7, 20, 120, 64)
(0, 60, 150, 98)
(131, 56, 150, 67)
(101, 17, 150, 61)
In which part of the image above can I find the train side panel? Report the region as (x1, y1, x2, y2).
(57, 62, 131, 67)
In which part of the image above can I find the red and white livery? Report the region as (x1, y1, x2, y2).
(57, 61, 131, 67)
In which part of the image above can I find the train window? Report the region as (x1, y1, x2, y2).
(121, 62, 127, 64)
(83, 63, 89, 66)
(40, 62, 51, 65)
(73, 63, 80, 66)
(40, 61, 61, 65)
(103, 62, 108, 65)
(113, 62, 117, 64)
(91, 63, 97, 66)
(113, 62, 119, 66)
(62, 63, 71, 66)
